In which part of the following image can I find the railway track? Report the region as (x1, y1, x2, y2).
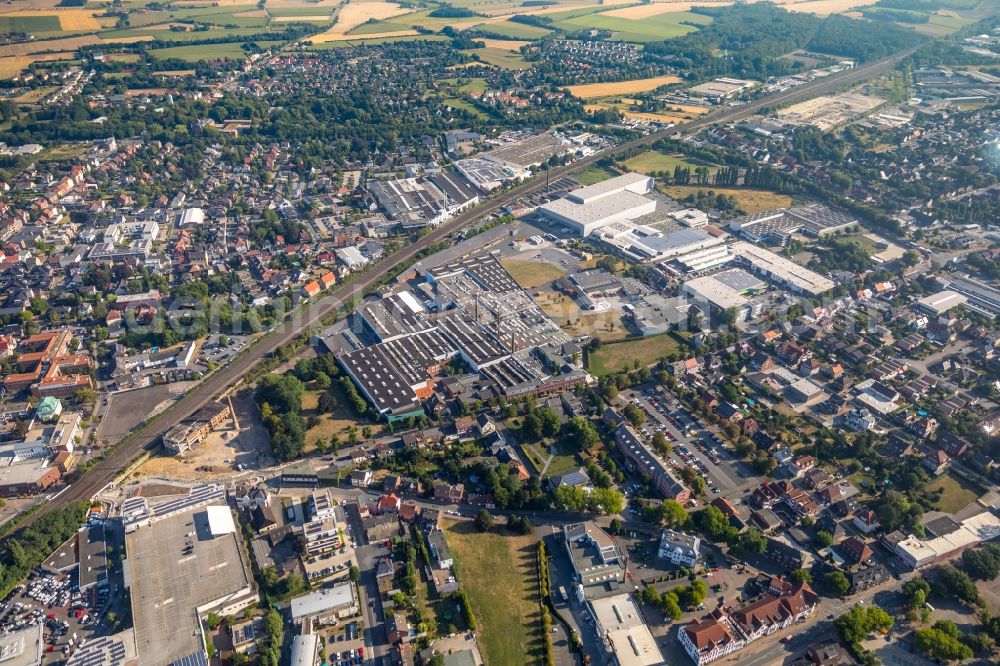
(2, 45, 915, 539)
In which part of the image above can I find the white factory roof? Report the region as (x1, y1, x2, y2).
(683, 275, 751, 310)
(541, 190, 654, 226)
(731, 241, 835, 295)
(567, 172, 652, 204)
(607, 625, 664, 666)
(206, 505, 236, 536)
(917, 290, 967, 315)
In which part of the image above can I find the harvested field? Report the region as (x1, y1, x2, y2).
(606, 2, 731, 19)
(567, 75, 682, 99)
(0, 50, 73, 77)
(476, 38, 529, 51)
(499, 259, 565, 289)
(0, 9, 102, 31)
(310, 0, 411, 42)
(775, 0, 868, 15)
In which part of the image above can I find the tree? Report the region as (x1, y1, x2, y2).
(554, 485, 587, 511)
(349, 565, 361, 583)
(623, 403, 646, 428)
(652, 431, 671, 455)
(736, 527, 767, 555)
(815, 530, 834, 548)
(559, 417, 601, 452)
(914, 621, 973, 662)
(933, 565, 981, 606)
(823, 570, 851, 597)
(609, 518, 622, 535)
(902, 577, 930, 612)
(658, 499, 689, 528)
(475, 509, 492, 532)
(834, 606, 894, 645)
(587, 488, 625, 515)
(206, 612, 223, 630)
(960, 544, 1000, 582)
(790, 568, 812, 584)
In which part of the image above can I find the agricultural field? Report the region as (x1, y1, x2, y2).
(480, 19, 551, 39)
(566, 75, 682, 99)
(442, 519, 544, 666)
(148, 40, 283, 61)
(773, 0, 868, 15)
(623, 150, 719, 176)
(550, 8, 712, 42)
(587, 333, 681, 375)
(660, 184, 793, 213)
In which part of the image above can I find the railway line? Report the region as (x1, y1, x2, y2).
(2, 46, 916, 538)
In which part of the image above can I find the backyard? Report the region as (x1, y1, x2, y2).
(926, 473, 981, 514)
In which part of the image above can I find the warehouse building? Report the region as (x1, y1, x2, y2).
(884, 511, 1000, 569)
(682, 269, 766, 320)
(595, 224, 727, 264)
(731, 242, 834, 296)
(538, 173, 656, 237)
(453, 157, 517, 192)
(290, 582, 359, 627)
(368, 171, 479, 229)
(729, 205, 857, 245)
(916, 290, 968, 316)
(689, 77, 758, 100)
(337, 328, 457, 421)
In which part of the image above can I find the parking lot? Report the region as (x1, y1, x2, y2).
(624, 388, 757, 501)
(0, 567, 113, 662)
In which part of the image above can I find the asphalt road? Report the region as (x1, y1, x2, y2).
(2, 46, 917, 541)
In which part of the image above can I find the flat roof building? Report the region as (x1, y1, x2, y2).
(916, 290, 968, 315)
(538, 173, 655, 237)
(590, 593, 665, 666)
(289, 582, 359, 627)
(731, 242, 834, 296)
(125, 503, 257, 666)
(564, 521, 625, 598)
(0, 624, 42, 666)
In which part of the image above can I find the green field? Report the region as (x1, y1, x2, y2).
(468, 45, 530, 69)
(588, 334, 681, 376)
(481, 19, 552, 39)
(500, 259, 566, 289)
(443, 520, 544, 666)
(0, 16, 63, 34)
(574, 164, 617, 186)
(522, 441, 579, 477)
(148, 40, 283, 61)
(623, 150, 719, 176)
(552, 10, 711, 42)
(444, 96, 488, 118)
(103, 26, 275, 42)
(927, 473, 980, 514)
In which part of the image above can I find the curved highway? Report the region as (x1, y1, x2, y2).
(5, 46, 915, 537)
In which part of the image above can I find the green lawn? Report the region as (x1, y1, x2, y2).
(522, 441, 579, 477)
(444, 96, 488, 118)
(552, 10, 710, 42)
(574, 165, 617, 186)
(927, 473, 980, 514)
(468, 46, 531, 69)
(588, 334, 681, 376)
(443, 520, 544, 666)
(623, 150, 719, 176)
